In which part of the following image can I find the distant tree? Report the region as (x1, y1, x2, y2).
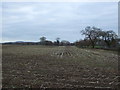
(40, 36, 46, 45)
(44, 40, 53, 45)
(56, 37, 60, 45)
(101, 30, 118, 48)
(81, 26, 102, 48)
(75, 39, 91, 48)
(40, 36, 46, 42)
(61, 40, 70, 46)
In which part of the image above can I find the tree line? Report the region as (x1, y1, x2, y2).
(39, 26, 119, 49)
(76, 26, 119, 49)
(39, 37, 74, 46)
(3, 26, 120, 49)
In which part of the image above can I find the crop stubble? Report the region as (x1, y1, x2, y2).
(2, 45, 118, 88)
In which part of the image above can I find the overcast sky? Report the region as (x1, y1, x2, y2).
(2, 2, 118, 42)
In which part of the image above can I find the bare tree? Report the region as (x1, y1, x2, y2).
(81, 26, 101, 48)
(61, 40, 70, 46)
(56, 37, 60, 45)
(101, 30, 118, 48)
(40, 36, 46, 45)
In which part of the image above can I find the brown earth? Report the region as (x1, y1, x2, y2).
(2, 45, 119, 89)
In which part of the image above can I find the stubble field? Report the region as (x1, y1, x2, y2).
(2, 45, 118, 89)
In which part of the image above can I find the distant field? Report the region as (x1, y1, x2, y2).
(2, 45, 118, 88)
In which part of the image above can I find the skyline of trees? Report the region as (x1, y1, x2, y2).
(81, 26, 118, 48)
(3, 26, 119, 49)
(38, 26, 118, 48)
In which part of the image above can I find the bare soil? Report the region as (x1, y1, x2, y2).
(2, 45, 119, 89)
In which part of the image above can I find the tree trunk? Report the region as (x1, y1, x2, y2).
(89, 37, 95, 48)
(91, 42, 95, 48)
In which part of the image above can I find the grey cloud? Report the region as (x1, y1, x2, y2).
(2, 2, 118, 42)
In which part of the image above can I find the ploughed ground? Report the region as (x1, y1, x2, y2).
(2, 45, 118, 88)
